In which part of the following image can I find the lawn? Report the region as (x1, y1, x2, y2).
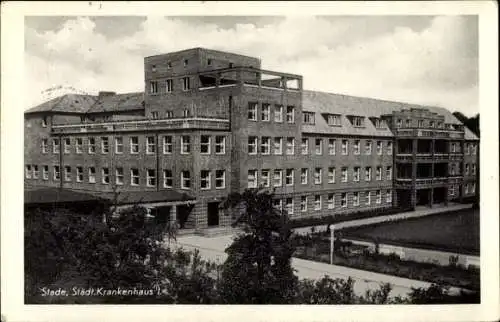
(340, 208, 479, 255)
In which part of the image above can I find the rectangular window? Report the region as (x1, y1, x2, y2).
(42, 165, 49, 180)
(88, 167, 96, 183)
(150, 81, 158, 94)
(386, 190, 392, 203)
(248, 136, 258, 155)
(261, 137, 271, 155)
(182, 77, 190, 91)
(163, 169, 173, 188)
(285, 169, 294, 186)
(75, 166, 83, 182)
(396, 119, 402, 128)
(354, 140, 360, 155)
(25, 165, 32, 179)
(166, 79, 173, 92)
(365, 141, 372, 155)
(151, 111, 159, 119)
(341, 193, 347, 208)
(328, 193, 335, 209)
(387, 141, 393, 155)
(315, 138, 323, 155)
(472, 164, 476, 175)
(114, 137, 123, 154)
(286, 198, 294, 215)
(328, 167, 336, 183)
(88, 138, 95, 154)
(451, 142, 456, 153)
(102, 168, 110, 184)
(53, 166, 60, 180)
(146, 136, 155, 154)
(147, 169, 156, 187)
(386, 166, 393, 180)
(465, 184, 470, 194)
(376, 141, 383, 155)
(165, 111, 172, 118)
(341, 167, 348, 183)
(301, 138, 309, 155)
(342, 140, 348, 155)
(274, 137, 283, 155)
(201, 170, 211, 190)
(353, 167, 360, 182)
(261, 103, 270, 121)
(365, 191, 371, 205)
(465, 164, 470, 175)
(300, 196, 307, 212)
(181, 136, 191, 154)
(274, 105, 283, 123)
(163, 136, 172, 154)
(376, 166, 382, 181)
(405, 119, 411, 127)
(261, 169, 270, 187)
(286, 106, 295, 123)
(215, 136, 226, 154)
(248, 102, 257, 121)
(130, 168, 139, 186)
(200, 135, 211, 154)
(273, 169, 283, 187)
(101, 137, 109, 154)
(75, 138, 83, 154)
(130, 137, 139, 154)
(115, 167, 124, 185)
(328, 114, 341, 126)
(248, 170, 258, 188)
(314, 168, 322, 185)
(63, 138, 71, 154)
(273, 199, 283, 212)
(41, 139, 48, 154)
(42, 116, 48, 127)
(64, 166, 71, 182)
(286, 138, 295, 155)
(300, 168, 308, 185)
(376, 190, 382, 204)
(353, 192, 360, 206)
(181, 171, 191, 189)
(328, 139, 336, 155)
(303, 112, 315, 125)
(365, 167, 372, 181)
(471, 183, 476, 193)
(374, 119, 386, 129)
(31, 165, 39, 179)
(215, 170, 226, 189)
(314, 195, 322, 211)
(352, 116, 364, 127)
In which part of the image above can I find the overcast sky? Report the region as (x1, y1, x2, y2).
(25, 15, 479, 116)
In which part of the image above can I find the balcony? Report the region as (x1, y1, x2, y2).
(394, 128, 464, 139)
(395, 176, 463, 188)
(52, 117, 230, 134)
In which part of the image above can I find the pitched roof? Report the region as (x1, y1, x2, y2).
(25, 94, 98, 114)
(86, 92, 144, 113)
(302, 90, 479, 140)
(97, 190, 195, 205)
(24, 187, 105, 205)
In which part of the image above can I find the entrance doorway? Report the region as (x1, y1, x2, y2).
(207, 202, 220, 227)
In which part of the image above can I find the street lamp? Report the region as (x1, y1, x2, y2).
(330, 224, 335, 265)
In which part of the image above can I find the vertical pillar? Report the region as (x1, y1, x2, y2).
(429, 188, 434, 208)
(215, 73, 221, 87)
(411, 139, 418, 209)
(170, 205, 177, 227)
(282, 77, 288, 90)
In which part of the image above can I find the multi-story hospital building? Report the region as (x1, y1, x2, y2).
(24, 48, 479, 230)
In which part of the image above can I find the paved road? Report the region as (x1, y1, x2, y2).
(171, 234, 463, 299)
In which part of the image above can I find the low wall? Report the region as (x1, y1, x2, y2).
(344, 239, 480, 268)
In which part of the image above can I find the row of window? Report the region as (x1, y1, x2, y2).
(464, 183, 477, 194)
(25, 165, 227, 190)
(248, 137, 392, 156)
(303, 112, 387, 129)
(247, 166, 392, 188)
(247, 103, 295, 123)
(42, 135, 227, 155)
(274, 190, 393, 215)
(150, 77, 191, 94)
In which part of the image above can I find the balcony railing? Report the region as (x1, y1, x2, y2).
(52, 117, 230, 134)
(394, 129, 464, 139)
(395, 176, 462, 188)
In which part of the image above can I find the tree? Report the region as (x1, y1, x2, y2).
(453, 111, 480, 137)
(218, 188, 298, 304)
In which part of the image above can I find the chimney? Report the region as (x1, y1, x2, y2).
(98, 91, 116, 98)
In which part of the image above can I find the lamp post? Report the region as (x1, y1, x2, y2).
(330, 224, 335, 265)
